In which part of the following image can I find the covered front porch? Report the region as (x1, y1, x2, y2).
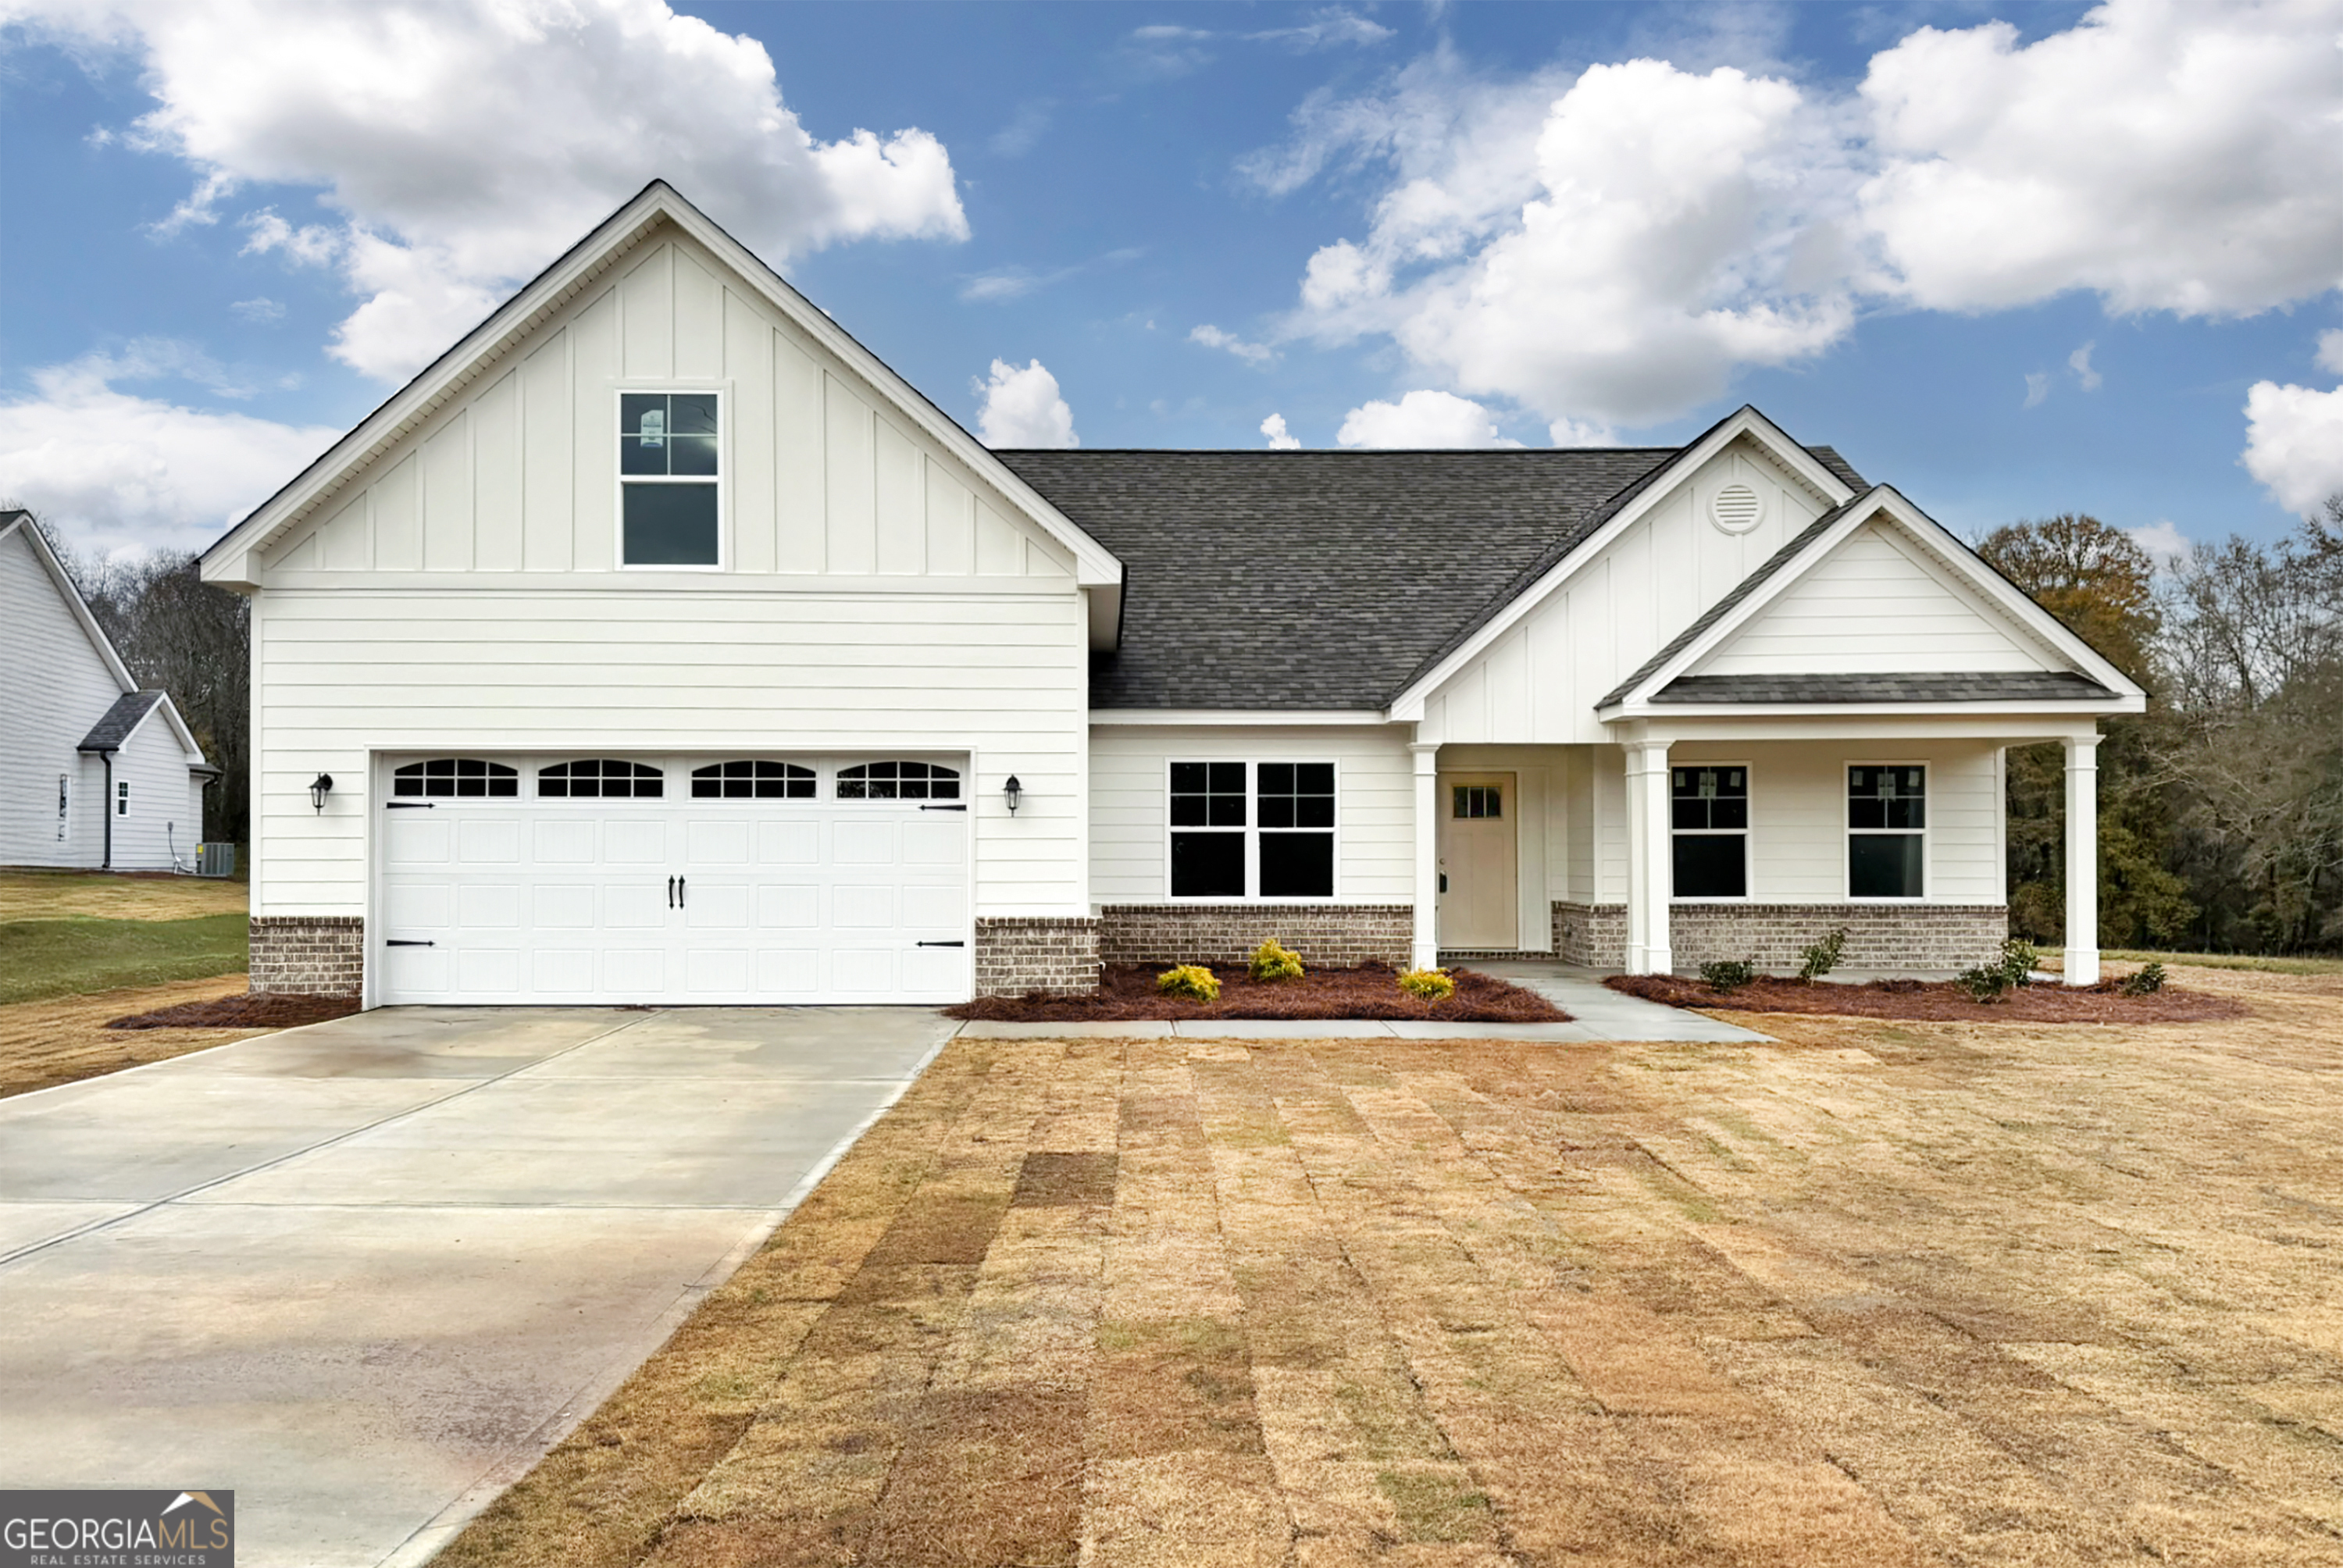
(1406, 715, 2111, 987)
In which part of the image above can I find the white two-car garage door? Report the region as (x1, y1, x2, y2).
(377, 754, 969, 1005)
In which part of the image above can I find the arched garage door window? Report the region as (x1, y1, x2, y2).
(692, 761, 815, 799)
(393, 758, 518, 798)
(539, 760, 664, 798)
(836, 761, 960, 800)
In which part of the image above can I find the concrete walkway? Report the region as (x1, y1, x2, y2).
(955, 960, 1770, 1044)
(0, 1005, 954, 1568)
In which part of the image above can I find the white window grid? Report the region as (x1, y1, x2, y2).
(1669, 760, 1753, 903)
(614, 384, 729, 572)
(1163, 758, 1341, 902)
(1844, 760, 1930, 901)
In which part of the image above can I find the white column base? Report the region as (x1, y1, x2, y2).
(2064, 946, 2101, 987)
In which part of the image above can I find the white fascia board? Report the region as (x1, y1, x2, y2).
(1386, 406, 1854, 721)
(1599, 486, 2145, 717)
(1613, 714, 2109, 744)
(149, 693, 210, 765)
(4, 514, 136, 692)
(198, 182, 1125, 595)
(1089, 709, 1390, 726)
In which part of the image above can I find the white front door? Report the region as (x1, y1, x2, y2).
(377, 754, 970, 1005)
(1436, 772, 1517, 950)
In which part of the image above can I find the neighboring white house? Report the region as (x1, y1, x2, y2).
(198, 182, 2142, 1006)
(2, 511, 216, 871)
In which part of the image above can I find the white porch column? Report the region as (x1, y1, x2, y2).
(2063, 732, 2100, 987)
(1624, 739, 1673, 975)
(1410, 743, 1439, 971)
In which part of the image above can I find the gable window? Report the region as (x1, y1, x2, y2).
(620, 391, 720, 567)
(694, 761, 815, 799)
(1671, 765, 1748, 899)
(1849, 765, 1925, 899)
(1169, 761, 1336, 900)
(394, 758, 519, 798)
(540, 759, 663, 799)
(836, 761, 960, 800)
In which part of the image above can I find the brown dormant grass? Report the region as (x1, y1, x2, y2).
(0, 974, 259, 1098)
(440, 964, 2343, 1566)
(0, 867, 248, 921)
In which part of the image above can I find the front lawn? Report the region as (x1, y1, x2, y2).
(0, 914, 251, 1006)
(440, 962, 2343, 1567)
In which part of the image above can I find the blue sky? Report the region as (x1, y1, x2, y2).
(4, 0, 2341, 559)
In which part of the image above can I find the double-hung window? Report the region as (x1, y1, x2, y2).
(1168, 761, 1336, 899)
(1671, 764, 1748, 898)
(1848, 764, 1925, 898)
(620, 391, 721, 566)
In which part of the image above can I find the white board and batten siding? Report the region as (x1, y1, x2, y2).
(1417, 439, 1834, 747)
(244, 219, 1094, 944)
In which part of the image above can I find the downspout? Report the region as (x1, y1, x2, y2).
(99, 750, 115, 870)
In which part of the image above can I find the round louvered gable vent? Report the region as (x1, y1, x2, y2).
(1711, 483, 1762, 534)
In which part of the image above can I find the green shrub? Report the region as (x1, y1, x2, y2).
(1249, 938, 1304, 982)
(1797, 927, 1849, 983)
(1156, 964, 1221, 1002)
(1954, 964, 2013, 1003)
(1956, 937, 2040, 1004)
(1699, 959, 1757, 992)
(1999, 937, 2041, 987)
(2120, 960, 2166, 996)
(1398, 968, 1456, 1002)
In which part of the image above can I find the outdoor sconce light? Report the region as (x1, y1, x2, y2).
(1003, 775, 1022, 816)
(309, 774, 334, 813)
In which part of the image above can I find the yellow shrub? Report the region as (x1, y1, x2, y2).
(1398, 968, 1455, 1002)
(1157, 964, 1221, 1002)
(1248, 938, 1304, 982)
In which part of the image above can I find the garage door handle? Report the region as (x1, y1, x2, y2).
(667, 875, 674, 908)
(387, 939, 435, 947)
(677, 876, 686, 907)
(917, 939, 966, 947)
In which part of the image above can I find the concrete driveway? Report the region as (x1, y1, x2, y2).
(0, 1005, 954, 1568)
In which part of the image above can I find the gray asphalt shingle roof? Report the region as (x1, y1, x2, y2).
(1649, 672, 2117, 704)
(77, 690, 165, 752)
(996, 441, 1865, 711)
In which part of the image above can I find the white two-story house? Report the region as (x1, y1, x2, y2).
(198, 183, 2141, 1005)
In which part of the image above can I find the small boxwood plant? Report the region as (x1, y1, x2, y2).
(1398, 968, 1456, 1002)
(1955, 937, 2041, 1003)
(1249, 938, 1304, 982)
(1699, 959, 1757, 992)
(1157, 964, 1221, 1002)
(1797, 927, 1849, 983)
(2120, 960, 2167, 996)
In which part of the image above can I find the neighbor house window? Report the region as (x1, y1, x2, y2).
(620, 391, 720, 566)
(393, 758, 519, 798)
(116, 780, 130, 817)
(1849, 764, 1925, 898)
(1169, 761, 1336, 899)
(693, 761, 815, 799)
(1671, 765, 1748, 898)
(539, 759, 663, 799)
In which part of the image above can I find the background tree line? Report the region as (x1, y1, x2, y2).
(1981, 501, 2343, 955)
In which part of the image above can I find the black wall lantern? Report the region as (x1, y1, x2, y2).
(309, 773, 334, 813)
(1003, 775, 1022, 816)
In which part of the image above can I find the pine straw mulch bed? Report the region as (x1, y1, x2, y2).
(1606, 970, 2245, 1023)
(947, 961, 1567, 1024)
(105, 990, 362, 1030)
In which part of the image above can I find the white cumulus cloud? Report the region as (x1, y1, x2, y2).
(17, 0, 970, 384)
(1189, 324, 1277, 365)
(2241, 377, 2343, 514)
(975, 358, 1077, 448)
(1260, 412, 1302, 449)
(2068, 341, 2101, 390)
(2317, 329, 2343, 375)
(2126, 519, 2193, 568)
(1336, 390, 1521, 448)
(0, 349, 341, 556)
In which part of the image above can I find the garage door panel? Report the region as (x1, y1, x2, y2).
(533, 820, 596, 864)
(756, 884, 818, 929)
(379, 767, 970, 1006)
(458, 819, 522, 864)
(758, 821, 819, 864)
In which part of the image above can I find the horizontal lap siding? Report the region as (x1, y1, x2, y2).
(1671, 739, 2001, 903)
(1, 528, 123, 867)
(1089, 725, 1414, 904)
(254, 588, 1088, 916)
